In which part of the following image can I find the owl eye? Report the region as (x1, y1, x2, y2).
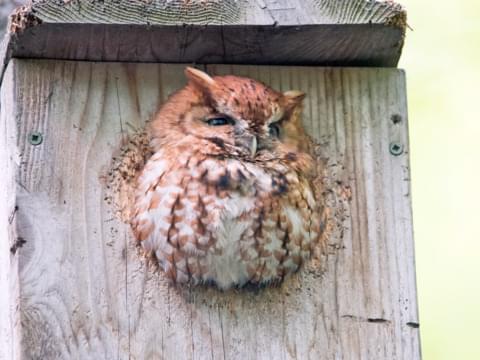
(268, 123, 281, 138)
(206, 116, 235, 126)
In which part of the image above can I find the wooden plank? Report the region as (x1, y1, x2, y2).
(2, 0, 406, 68)
(0, 60, 21, 360)
(6, 59, 419, 359)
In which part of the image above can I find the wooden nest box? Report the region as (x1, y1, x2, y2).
(0, 0, 420, 359)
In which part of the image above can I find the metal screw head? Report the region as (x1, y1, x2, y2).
(28, 132, 43, 146)
(389, 142, 404, 156)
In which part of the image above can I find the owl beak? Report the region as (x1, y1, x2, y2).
(236, 134, 257, 157)
(250, 136, 257, 157)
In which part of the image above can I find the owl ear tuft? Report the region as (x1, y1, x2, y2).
(283, 90, 306, 105)
(185, 67, 216, 93)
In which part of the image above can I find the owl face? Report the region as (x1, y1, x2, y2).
(150, 68, 306, 159)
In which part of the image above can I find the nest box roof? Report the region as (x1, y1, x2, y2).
(2, 0, 406, 69)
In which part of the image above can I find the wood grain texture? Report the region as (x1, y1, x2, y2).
(28, 0, 404, 26)
(0, 59, 21, 360)
(2, 0, 406, 68)
(5, 59, 419, 359)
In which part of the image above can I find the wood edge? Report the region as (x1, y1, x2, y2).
(7, 1, 409, 29)
(0, 4, 40, 87)
(370, 0, 407, 28)
(9, 4, 42, 35)
(0, 60, 21, 360)
(398, 68, 421, 334)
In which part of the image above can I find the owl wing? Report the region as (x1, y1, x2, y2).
(132, 151, 209, 282)
(245, 172, 322, 284)
(132, 152, 257, 284)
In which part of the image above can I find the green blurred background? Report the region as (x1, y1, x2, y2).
(399, 1, 480, 359)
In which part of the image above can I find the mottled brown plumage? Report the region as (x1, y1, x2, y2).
(131, 67, 326, 289)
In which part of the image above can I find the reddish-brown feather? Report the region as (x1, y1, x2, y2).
(132, 68, 327, 289)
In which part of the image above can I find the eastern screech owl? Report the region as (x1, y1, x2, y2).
(132, 67, 324, 290)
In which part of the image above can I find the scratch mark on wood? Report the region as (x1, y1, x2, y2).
(341, 314, 391, 324)
(367, 318, 390, 324)
(190, 302, 195, 360)
(124, 233, 131, 358)
(208, 308, 214, 360)
(161, 329, 165, 359)
(8, 205, 18, 224)
(115, 77, 125, 139)
(10, 237, 26, 255)
(256, 0, 267, 9)
(167, 285, 171, 326)
(218, 304, 226, 360)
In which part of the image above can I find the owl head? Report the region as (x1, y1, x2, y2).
(150, 67, 310, 160)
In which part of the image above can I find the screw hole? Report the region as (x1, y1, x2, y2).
(391, 114, 402, 124)
(28, 132, 43, 146)
(389, 142, 404, 156)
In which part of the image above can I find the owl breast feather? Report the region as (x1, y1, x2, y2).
(132, 150, 320, 289)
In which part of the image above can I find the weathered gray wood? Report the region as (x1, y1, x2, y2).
(3, 59, 419, 359)
(2, 0, 406, 68)
(0, 60, 21, 360)
(24, 0, 405, 25)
